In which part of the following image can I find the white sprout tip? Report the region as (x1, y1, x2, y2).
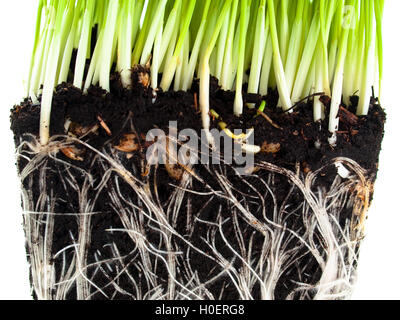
(328, 133, 337, 146)
(241, 144, 261, 154)
(336, 163, 350, 179)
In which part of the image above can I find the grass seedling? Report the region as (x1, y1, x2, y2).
(15, 1, 386, 300)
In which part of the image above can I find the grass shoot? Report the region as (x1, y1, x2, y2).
(26, 0, 384, 147)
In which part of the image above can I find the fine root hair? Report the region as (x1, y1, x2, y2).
(16, 134, 373, 300)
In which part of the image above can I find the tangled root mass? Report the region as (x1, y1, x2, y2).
(16, 133, 374, 300)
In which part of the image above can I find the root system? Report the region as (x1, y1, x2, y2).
(11, 73, 385, 300)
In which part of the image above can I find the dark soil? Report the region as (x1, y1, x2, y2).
(11, 72, 385, 173)
(10, 69, 385, 300)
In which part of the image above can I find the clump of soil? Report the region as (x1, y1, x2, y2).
(11, 71, 385, 173)
(10, 70, 385, 300)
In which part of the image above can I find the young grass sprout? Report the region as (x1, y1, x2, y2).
(26, 0, 383, 146)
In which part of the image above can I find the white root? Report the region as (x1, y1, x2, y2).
(16, 135, 372, 300)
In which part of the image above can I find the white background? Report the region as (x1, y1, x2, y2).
(0, 1, 399, 300)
